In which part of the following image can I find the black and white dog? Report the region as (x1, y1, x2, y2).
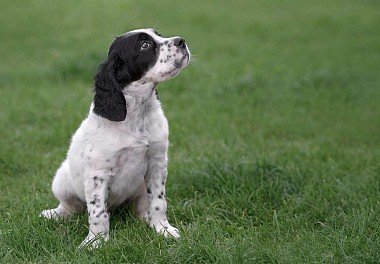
(40, 28, 190, 248)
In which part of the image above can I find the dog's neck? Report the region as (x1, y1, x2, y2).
(122, 80, 159, 121)
(90, 81, 160, 126)
(123, 80, 157, 100)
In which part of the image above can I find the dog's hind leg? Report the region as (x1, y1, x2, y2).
(132, 182, 149, 222)
(40, 160, 85, 220)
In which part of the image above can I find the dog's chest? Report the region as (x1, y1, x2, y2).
(106, 133, 150, 205)
(94, 107, 168, 205)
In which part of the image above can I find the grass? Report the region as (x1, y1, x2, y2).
(0, 0, 379, 263)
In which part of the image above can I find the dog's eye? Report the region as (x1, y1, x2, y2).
(140, 41, 151, 50)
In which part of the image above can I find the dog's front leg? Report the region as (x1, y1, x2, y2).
(145, 144, 180, 238)
(79, 171, 110, 249)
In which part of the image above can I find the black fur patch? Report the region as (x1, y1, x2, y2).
(93, 32, 159, 121)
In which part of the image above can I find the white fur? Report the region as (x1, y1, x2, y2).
(40, 28, 190, 248)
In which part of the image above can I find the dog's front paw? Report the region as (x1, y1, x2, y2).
(154, 223, 180, 239)
(78, 233, 109, 250)
(40, 209, 61, 220)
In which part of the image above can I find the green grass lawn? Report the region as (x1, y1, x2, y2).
(1, 0, 379, 262)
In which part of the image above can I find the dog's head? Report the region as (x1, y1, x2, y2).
(93, 28, 191, 121)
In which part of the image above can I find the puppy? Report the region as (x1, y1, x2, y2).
(40, 28, 190, 248)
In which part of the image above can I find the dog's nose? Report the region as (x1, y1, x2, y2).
(173, 37, 185, 47)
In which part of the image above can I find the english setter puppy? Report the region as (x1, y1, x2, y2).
(40, 28, 190, 248)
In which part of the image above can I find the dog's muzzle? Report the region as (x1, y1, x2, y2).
(173, 37, 190, 69)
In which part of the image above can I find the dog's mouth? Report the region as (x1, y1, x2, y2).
(160, 68, 180, 79)
(174, 52, 190, 69)
(161, 53, 190, 78)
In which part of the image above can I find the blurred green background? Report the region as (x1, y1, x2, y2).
(0, 0, 379, 263)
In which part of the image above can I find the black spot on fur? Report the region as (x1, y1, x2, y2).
(155, 90, 160, 100)
(90, 200, 96, 205)
(93, 195, 101, 204)
(96, 210, 105, 218)
(155, 206, 159, 211)
(106, 159, 110, 162)
(158, 195, 162, 199)
(94, 176, 104, 184)
(147, 188, 151, 194)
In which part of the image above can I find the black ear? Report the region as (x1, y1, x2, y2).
(93, 56, 127, 122)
